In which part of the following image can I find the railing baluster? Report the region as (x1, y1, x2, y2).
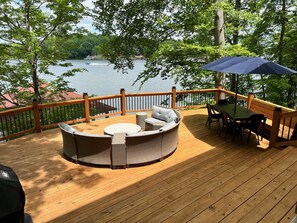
(287, 117, 293, 140)
(0, 117, 5, 138)
(281, 118, 286, 139)
(5, 116, 10, 135)
(21, 112, 25, 131)
(9, 115, 14, 134)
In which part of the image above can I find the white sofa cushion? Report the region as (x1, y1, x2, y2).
(151, 106, 171, 122)
(166, 110, 179, 123)
(144, 117, 166, 126)
(151, 106, 178, 123)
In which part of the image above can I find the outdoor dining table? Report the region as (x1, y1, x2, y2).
(212, 103, 258, 141)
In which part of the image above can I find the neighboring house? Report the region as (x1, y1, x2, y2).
(0, 82, 83, 109)
(0, 91, 83, 109)
(0, 89, 117, 114)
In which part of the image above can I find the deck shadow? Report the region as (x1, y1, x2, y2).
(181, 112, 269, 149)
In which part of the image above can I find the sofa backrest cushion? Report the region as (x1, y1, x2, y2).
(74, 132, 109, 137)
(59, 123, 77, 134)
(126, 130, 159, 137)
(152, 106, 178, 123)
(167, 110, 179, 123)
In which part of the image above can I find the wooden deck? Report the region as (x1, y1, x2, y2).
(1, 109, 297, 223)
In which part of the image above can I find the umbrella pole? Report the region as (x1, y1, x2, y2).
(234, 74, 238, 112)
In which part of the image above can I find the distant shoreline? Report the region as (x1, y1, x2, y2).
(83, 55, 145, 60)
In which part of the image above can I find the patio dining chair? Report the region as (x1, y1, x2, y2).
(218, 99, 229, 105)
(205, 103, 221, 130)
(219, 111, 232, 140)
(242, 114, 266, 144)
(219, 111, 242, 140)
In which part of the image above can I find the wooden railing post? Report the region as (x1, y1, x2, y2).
(215, 85, 223, 103)
(269, 107, 282, 148)
(83, 93, 90, 123)
(172, 86, 176, 109)
(247, 92, 255, 109)
(120, 88, 126, 116)
(32, 99, 41, 133)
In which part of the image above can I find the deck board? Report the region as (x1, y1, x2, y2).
(0, 109, 297, 223)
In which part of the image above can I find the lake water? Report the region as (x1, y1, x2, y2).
(46, 60, 179, 96)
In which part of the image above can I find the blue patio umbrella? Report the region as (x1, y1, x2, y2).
(200, 56, 297, 111)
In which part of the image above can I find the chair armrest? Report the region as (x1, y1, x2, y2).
(111, 133, 126, 168)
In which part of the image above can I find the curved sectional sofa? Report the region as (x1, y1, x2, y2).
(59, 107, 181, 168)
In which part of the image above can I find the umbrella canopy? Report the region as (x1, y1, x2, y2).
(200, 56, 297, 75)
(200, 56, 297, 111)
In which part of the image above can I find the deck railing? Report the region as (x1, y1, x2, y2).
(1, 86, 296, 148)
(0, 87, 216, 141)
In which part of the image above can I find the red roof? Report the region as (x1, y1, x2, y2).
(0, 91, 82, 109)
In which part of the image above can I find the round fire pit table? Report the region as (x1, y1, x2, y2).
(104, 123, 141, 136)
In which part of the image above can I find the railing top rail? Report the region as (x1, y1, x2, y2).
(220, 89, 248, 100)
(126, 92, 172, 97)
(37, 99, 85, 109)
(89, 94, 122, 101)
(176, 89, 218, 94)
(252, 98, 295, 113)
(0, 105, 33, 116)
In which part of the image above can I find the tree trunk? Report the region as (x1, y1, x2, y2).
(25, 1, 41, 103)
(214, 5, 225, 47)
(277, 0, 294, 108)
(260, 74, 266, 101)
(232, 0, 241, 45)
(230, 0, 241, 98)
(214, 0, 225, 87)
(32, 56, 41, 103)
(278, 0, 286, 65)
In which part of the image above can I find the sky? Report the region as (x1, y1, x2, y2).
(80, 0, 130, 33)
(79, 0, 97, 33)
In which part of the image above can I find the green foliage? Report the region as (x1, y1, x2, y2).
(242, 0, 297, 107)
(0, 0, 86, 106)
(134, 41, 253, 90)
(1, 0, 296, 108)
(62, 33, 109, 59)
(93, 0, 297, 108)
(41, 104, 85, 125)
(92, 1, 256, 87)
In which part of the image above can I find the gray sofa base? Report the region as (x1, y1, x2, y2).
(62, 144, 178, 169)
(64, 154, 112, 168)
(125, 148, 177, 168)
(59, 110, 181, 169)
(64, 148, 177, 169)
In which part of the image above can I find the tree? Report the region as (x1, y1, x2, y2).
(62, 33, 109, 59)
(92, 0, 255, 91)
(0, 0, 86, 106)
(92, 0, 297, 107)
(214, 0, 226, 87)
(243, 0, 297, 107)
